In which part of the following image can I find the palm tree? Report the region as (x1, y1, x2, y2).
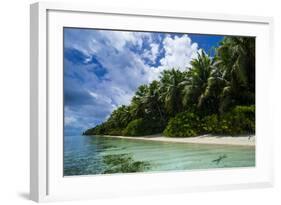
(215, 37, 255, 113)
(130, 85, 149, 119)
(107, 105, 132, 129)
(130, 82, 165, 122)
(181, 51, 219, 114)
(159, 69, 185, 116)
(144, 80, 165, 122)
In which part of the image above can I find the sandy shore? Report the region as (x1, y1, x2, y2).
(102, 134, 255, 146)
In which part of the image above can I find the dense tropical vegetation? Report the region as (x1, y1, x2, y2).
(83, 36, 255, 137)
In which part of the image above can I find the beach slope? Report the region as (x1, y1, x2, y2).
(102, 134, 255, 146)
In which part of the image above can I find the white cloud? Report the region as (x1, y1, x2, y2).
(64, 116, 77, 126)
(142, 43, 159, 64)
(95, 31, 152, 52)
(160, 34, 198, 71)
(88, 91, 113, 105)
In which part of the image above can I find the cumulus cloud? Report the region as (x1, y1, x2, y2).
(142, 43, 159, 64)
(63, 29, 199, 134)
(160, 34, 198, 71)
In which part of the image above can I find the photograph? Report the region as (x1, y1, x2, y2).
(63, 27, 255, 176)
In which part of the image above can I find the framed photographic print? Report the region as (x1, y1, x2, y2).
(30, 2, 274, 202)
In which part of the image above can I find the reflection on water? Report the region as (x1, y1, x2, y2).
(64, 135, 255, 176)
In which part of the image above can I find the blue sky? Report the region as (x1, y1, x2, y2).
(64, 28, 223, 135)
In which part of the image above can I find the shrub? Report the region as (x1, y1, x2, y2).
(222, 105, 255, 135)
(122, 119, 143, 136)
(107, 129, 123, 136)
(202, 105, 255, 135)
(163, 112, 201, 137)
(163, 105, 255, 137)
(201, 114, 219, 133)
(122, 118, 164, 136)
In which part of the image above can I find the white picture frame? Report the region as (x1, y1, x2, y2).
(30, 2, 274, 202)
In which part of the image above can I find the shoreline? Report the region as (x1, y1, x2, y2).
(99, 134, 255, 147)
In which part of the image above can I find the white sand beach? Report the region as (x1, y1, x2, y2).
(102, 134, 255, 146)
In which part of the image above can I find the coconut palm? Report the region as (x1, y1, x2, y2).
(130, 84, 149, 119)
(159, 69, 186, 116)
(143, 81, 165, 121)
(131, 81, 165, 122)
(181, 51, 219, 114)
(107, 105, 132, 129)
(215, 37, 255, 113)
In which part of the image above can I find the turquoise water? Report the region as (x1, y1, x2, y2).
(64, 135, 255, 176)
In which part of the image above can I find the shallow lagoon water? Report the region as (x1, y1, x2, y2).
(64, 135, 255, 176)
